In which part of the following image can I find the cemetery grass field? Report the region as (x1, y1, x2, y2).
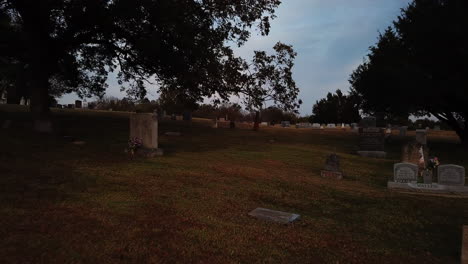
(1, 105, 467, 263)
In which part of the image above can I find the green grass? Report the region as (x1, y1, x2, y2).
(0, 105, 467, 263)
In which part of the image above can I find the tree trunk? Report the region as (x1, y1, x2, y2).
(6, 83, 19, 104)
(253, 111, 260, 131)
(29, 63, 52, 133)
(455, 127, 468, 148)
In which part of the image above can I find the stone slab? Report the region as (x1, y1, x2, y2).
(321, 170, 343, 180)
(248, 208, 300, 224)
(387, 182, 468, 195)
(357, 151, 387, 158)
(463, 226, 468, 264)
(135, 148, 164, 158)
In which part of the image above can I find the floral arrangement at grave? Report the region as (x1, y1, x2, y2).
(427, 157, 440, 172)
(126, 137, 143, 155)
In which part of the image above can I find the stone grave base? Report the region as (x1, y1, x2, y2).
(320, 170, 343, 180)
(248, 208, 300, 224)
(387, 181, 468, 195)
(135, 148, 164, 158)
(357, 151, 386, 158)
(462, 226, 467, 264)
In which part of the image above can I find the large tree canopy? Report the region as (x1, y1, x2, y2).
(312, 89, 360, 124)
(0, 0, 284, 128)
(349, 0, 468, 146)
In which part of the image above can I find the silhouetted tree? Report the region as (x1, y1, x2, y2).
(312, 89, 360, 124)
(0, 0, 281, 130)
(350, 0, 468, 146)
(230, 42, 301, 130)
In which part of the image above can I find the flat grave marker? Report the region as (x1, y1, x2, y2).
(248, 208, 300, 224)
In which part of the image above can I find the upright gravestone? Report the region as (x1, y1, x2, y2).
(360, 116, 376, 128)
(320, 153, 343, 180)
(281, 121, 290, 127)
(312, 123, 321, 129)
(357, 127, 386, 158)
(438, 165, 465, 186)
(415, 129, 427, 145)
(393, 163, 418, 183)
(75, 100, 82, 109)
(327, 123, 336, 128)
(130, 113, 163, 157)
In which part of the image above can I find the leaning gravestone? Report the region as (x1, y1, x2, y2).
(357, 127, 386, 158)
(320, 153, 343, 180)
(393, 163, 418, 183)
(438, 165, 465, 186)
(130, 113, 163, 157)
(248, 208, 300, 224)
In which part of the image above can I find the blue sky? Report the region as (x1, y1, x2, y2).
(60, 0, 412, 115)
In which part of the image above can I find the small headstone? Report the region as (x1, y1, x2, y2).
(326, 123, 336, 128)
(321, 153, 343, 180)
(312, 123, 321, 129)
(75, 100, 82, 108)
(415, 129, 427, 145)
(422, 170, 432, 184)
(393, 163, 418, 183)
(260, 122, 268, 127)
(281, 121, 290, 127)
(248, 208, 300, 224)
(295, 123, 312, 128)
(438, 165, 465, 186)
(434, 125, 441, 131)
